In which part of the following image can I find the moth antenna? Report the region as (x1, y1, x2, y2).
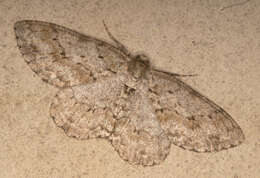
(154, 69, 198, 78)
(102, 20, 133, 58)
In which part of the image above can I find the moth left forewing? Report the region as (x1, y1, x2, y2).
(15, 20, 131, 140)
(14, 20, 128, 88)
(148, 70, 245, 152)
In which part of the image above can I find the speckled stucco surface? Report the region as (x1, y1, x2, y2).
(0, 0, 259, 177)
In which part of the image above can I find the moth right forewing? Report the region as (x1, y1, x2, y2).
(148, 70, 245, 152)
(14, 20, 128, 88)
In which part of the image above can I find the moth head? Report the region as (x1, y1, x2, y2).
(128, 54, 150, 80)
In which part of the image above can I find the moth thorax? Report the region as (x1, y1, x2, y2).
(128, 54, 150, 79)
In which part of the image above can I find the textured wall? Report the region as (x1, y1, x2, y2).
(0, 0, 259, 177)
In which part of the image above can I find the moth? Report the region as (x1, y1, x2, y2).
(14, 20, 245, 166)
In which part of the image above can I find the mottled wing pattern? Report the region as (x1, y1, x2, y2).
(14, 20, 128, 88)
(109, 85, 171, 165)
(148, 70, 245, 152)
(14, 20, 245, 166)
(14, 20, 129, 139)
(50, 76, 125, 139)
